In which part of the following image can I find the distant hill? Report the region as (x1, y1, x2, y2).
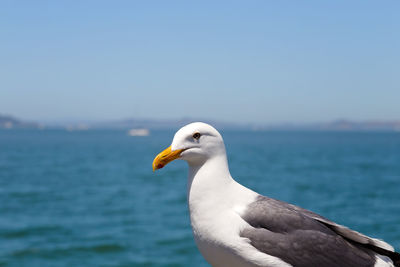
(1, 114, 400, 131)
(85, 118, 400, 131)
(0, 114, 41, 129)
(258, 119, 400, 132)
(90, 117, 245, 130)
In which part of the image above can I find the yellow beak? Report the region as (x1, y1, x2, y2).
(152, 146, 183, 171)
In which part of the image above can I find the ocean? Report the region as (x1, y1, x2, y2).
(1, 129, 399, 266)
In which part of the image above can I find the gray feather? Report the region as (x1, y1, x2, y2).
(239, 195, 397, 267)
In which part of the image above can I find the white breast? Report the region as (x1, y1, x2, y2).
(187, 168, 292, 267)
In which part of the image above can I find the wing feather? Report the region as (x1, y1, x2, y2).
(239, 195, 398, 267)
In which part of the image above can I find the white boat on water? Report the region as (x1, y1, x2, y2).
(127, 128, 150, 136)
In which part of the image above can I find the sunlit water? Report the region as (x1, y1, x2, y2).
(1, 129, 399, 266)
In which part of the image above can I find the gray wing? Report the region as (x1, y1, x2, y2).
(240, 195, 399, 267)
(285, 199, 394, 251)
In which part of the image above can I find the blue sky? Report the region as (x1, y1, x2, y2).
(1, 1, 399, 124)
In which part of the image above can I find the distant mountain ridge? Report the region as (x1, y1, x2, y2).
(0, 114, 41, 129)
(1, 114, 400, 131)
(91, 117, 244, 130)
(259, 119, 400, 132)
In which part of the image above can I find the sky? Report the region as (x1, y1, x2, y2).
(1, 1, 399, 124)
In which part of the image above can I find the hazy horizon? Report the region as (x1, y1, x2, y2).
(2, 113, 400, 129)
(1, 1, 399, 124)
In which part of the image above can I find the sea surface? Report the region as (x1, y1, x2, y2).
(1, 129, 399, 266)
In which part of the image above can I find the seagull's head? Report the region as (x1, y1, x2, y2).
(152, 122, 226, 171)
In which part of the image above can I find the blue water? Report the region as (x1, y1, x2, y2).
(1, 129, 399, 266)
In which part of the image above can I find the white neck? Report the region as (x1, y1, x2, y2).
(186, 153, 258, 224)
(185, 153, 261, 267)
(187, 154, 233, 203)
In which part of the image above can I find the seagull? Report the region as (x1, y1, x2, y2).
(152, 122, 399, 267)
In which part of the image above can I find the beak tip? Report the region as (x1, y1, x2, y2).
(152, 160, 163, 172)
(153, 163, 164, 171)
(152, 146, 181, 173)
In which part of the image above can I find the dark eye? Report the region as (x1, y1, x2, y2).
(192, 132, 201, 140)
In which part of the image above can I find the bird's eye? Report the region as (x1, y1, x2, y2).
(192, 132, 201, 140)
